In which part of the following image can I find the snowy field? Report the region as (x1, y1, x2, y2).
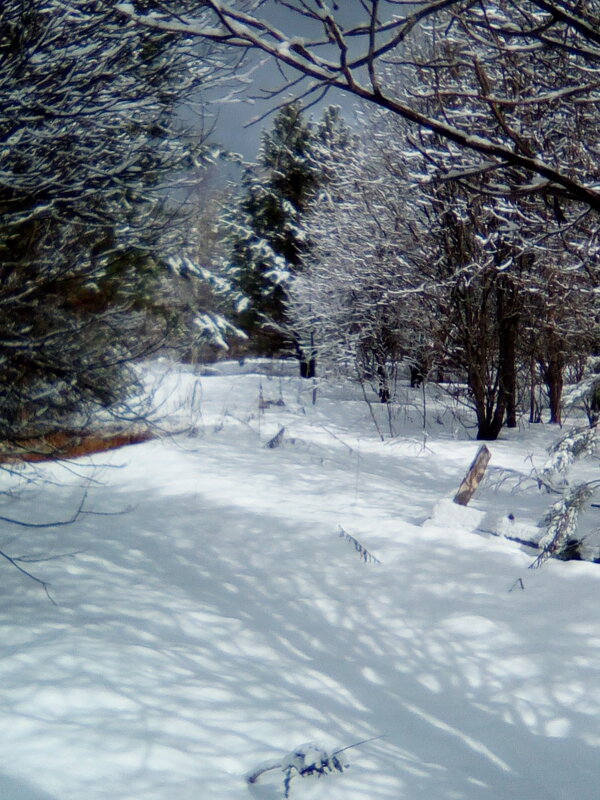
(2, 359, 600, 800)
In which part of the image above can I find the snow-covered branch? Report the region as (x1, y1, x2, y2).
(114, 0, 600, 212)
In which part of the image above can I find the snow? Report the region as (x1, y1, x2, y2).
(2, 360, 600, 800)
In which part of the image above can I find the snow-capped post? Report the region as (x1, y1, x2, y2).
(453, 445, 491, 506)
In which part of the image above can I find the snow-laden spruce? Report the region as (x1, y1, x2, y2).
(219, 104, 352, 376)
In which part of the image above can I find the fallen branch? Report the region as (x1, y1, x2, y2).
(0, 485, 91, 528)
(0, 480, 131, 599)
(338, 526, 381, 564)
(266, 426, 286, 449)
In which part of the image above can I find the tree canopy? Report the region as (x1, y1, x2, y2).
(114, 0, 600, 215)
(0, 0, 220, 438)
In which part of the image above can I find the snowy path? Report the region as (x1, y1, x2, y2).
(1, 363, 600, 800)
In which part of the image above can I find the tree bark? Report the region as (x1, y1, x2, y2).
(297, 333, 317, 378)
(299, 357, 316, 379)
(543, 334, 564, 424)
(473, 272, 519, 440)
(495, 274, 519, 429)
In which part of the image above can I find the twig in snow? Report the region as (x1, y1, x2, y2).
(0, 479, 129, 600)
(246, 735, 385, 785)
(15, 549, 85, 564)
(0, 482, 131, 529)
(317, 424, 354, 455)
(338, 526, 381, 564)
(0, 485, 91, 528)
(356, 371, 385, 442)
(266, 426, 286, 449)
(487, 464, 562, 495)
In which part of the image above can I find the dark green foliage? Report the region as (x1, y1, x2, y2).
(223, 104, 350, 368)
(0, 0, 212, 439)
(225, 104, 318, 353)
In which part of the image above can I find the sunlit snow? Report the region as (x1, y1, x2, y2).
(1, 359, 600, 800)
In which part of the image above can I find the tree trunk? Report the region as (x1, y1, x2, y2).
(297, 334, 316, 379)
(495, 274, 519, 429)
(529, 355, 542, 423)
(375, 348, 390, 402)
(299, 357, 316, 379)
(476, 417, 503, 441)
(469, 363, 499, 441)
(474, 274, 519, 440)
(470, 357, 504, 441)
(546, 359, 563, 424)
(543, 334, 564, 424)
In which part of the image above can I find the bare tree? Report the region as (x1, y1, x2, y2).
(114, 0, 600, 212)
(286, 120, 422, 402)
(288, 52, 599, 438)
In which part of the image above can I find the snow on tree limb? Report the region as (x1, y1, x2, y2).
(531, 483, 595, 568)
(113, 0, 600, 212)
(0, 0, 231, 437)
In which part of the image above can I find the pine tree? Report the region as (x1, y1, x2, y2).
(222, 103, 349, 377)
(0, 0, 219, 441)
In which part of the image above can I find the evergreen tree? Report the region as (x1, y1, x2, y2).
(222, 104, 350, 377)
(0, 0, 219, 441)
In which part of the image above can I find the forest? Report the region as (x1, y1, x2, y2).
(2, 0, 600, 454)
(3, 4, 600, 798)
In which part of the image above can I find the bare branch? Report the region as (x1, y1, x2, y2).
(114, 0, 600, 211)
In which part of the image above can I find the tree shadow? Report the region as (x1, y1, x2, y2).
(0, 772, 59, 800)
(1, 431, 600, 799)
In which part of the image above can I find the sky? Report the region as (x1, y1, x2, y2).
(207, 82, 358, 161)
(200, 2, 370, 161)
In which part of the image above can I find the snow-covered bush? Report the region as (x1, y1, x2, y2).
(246, 737, 383, 797)
(532, 483, 594, 567)
(540, 426, 598, 486)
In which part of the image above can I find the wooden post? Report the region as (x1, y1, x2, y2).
(453, 445, 491, 506)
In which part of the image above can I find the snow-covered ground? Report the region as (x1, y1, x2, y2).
(1, 360, 600, 800)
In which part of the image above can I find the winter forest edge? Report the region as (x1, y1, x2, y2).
(4, 2, 600, 799)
